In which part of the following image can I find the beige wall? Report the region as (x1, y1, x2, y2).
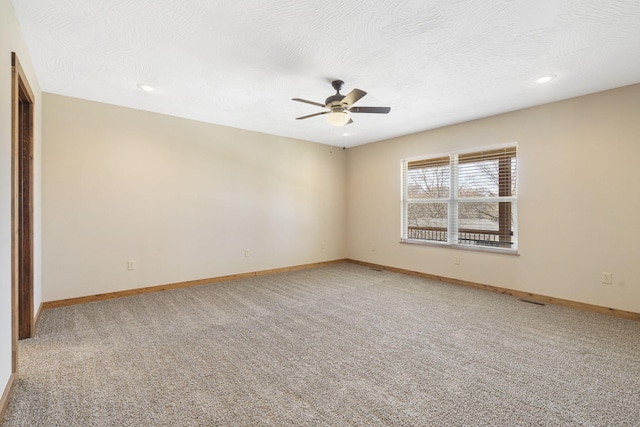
(1, 0, 42, 403)
(43, 85, 640, 314)
(42, 94, 347, 301)
(347, 84, 640, 313)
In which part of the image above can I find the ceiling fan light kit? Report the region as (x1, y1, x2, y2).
(326, 109, 350, 126)
(293, 80, 390, 127)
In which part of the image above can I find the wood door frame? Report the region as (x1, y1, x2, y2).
(11, 52, 35, 375)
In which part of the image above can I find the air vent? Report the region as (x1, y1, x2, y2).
(520, 299, 545, 306)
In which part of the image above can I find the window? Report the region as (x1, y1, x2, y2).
(401, 145, 517, 252)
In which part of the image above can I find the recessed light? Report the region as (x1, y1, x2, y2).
(341, 132, 350, 136)
(535, 74, 557, 84)
(136, 83, 156, 92)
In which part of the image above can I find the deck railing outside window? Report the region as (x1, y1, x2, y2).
(406, 225, 514, 248)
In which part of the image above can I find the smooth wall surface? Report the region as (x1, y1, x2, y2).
(0, 0, 42, 403)
(347, 84, 640, 313)
(42, 94, 347, 301)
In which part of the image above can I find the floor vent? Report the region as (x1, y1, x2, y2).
(370, 268, 384, 272)
(520, 299, 546, 306)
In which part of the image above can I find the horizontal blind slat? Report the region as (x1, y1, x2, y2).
(408, 156, 449, 169)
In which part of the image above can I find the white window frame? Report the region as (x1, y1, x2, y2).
(401, 143, 518, 254)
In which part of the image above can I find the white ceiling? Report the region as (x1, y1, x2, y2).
(11, 0, 640, 148)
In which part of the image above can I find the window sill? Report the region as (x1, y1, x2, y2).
(399, 238, 520, 256)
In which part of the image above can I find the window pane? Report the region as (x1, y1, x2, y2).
(406, 164, 450, 199)
(407, 202, 448, 242)
(458, 154, 516, 198)
(458, 201, 513, 248)
(459, 159, 499, 197)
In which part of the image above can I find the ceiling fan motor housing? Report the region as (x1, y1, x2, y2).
(326, 80, 346, 107)
(325, 94, 344, 107)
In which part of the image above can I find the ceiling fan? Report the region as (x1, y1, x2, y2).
(293, 80, 390, 126)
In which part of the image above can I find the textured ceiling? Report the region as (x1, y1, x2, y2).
(11, 0, 640, 148)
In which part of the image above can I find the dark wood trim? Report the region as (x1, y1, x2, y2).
(42, 259, 349, 309)
(0, 373, 17, 422)
(17, 91, 34, 339)
(346, 259, 640, 322)
(11, 52, 36, 381)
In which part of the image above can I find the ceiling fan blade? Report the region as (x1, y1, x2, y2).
(341, 89, 367, 107)
(292, 98, 326, 108)
(349, 106, 391, 114)
(296, 111, 328, 120)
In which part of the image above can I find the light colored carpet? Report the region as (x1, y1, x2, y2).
(2, 263, 639, 426)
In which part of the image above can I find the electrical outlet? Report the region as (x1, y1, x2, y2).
(127, 260, 135, 271)
(244, 249, 250, 258)
(454, 256, 460, 265)
(602, 272, 612, 284)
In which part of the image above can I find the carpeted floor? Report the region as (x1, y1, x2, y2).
(2, 263, 639, 426)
